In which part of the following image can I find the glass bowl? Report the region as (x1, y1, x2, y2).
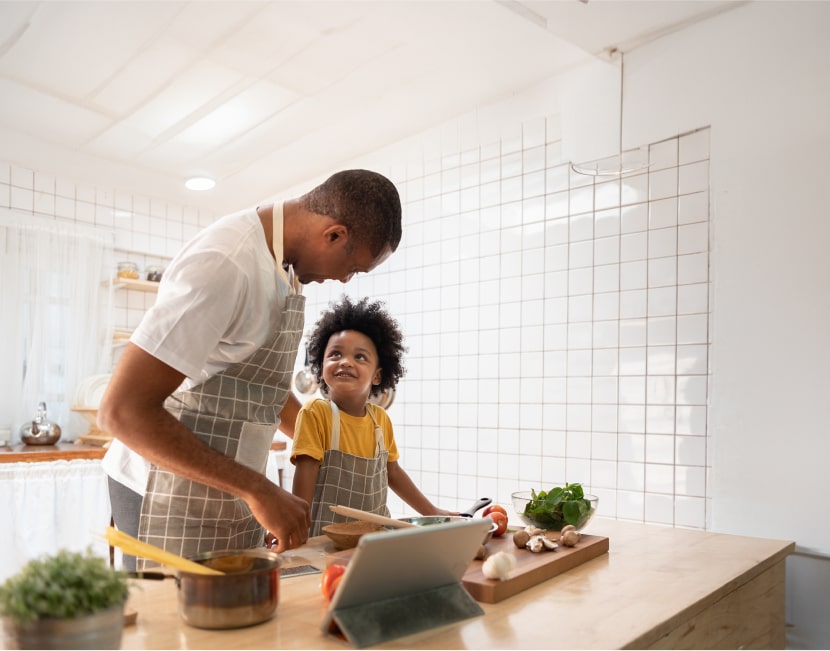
(511, 490, 598, 531)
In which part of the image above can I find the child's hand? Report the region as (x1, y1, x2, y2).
(430, 508, 460, 517)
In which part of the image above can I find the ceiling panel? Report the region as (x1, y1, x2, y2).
(120, 60, 243, 141)
(90, 39, 199, 116)
(0, 0, 743, 215)
(0, 78, 110, 146)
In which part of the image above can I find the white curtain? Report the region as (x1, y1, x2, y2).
(0, 210, 114, 441)
(0, 460, 112, 580)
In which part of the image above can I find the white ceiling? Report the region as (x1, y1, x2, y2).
(0, 1, 740, 215)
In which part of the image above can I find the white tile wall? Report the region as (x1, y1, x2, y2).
(2, 121, 712, 531)
(300, 125, 712, 530)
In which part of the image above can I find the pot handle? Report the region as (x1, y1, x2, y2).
(460, 497, 492, 518)
(126, 571, 172, 581)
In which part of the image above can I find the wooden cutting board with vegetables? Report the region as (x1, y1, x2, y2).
(462, 530, 609, 603)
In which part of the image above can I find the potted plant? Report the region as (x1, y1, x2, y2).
(0, 548, 129, 650)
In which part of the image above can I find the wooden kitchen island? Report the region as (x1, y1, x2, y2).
(95, 518, 794, 650)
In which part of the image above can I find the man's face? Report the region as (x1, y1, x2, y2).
(295, 237, 392, 285)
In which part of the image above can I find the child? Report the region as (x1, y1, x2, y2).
(291, 296, 455, 536)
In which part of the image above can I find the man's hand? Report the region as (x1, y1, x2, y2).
(247, 484, 311, 552)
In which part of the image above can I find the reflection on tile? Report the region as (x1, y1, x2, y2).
(645, 492, 674, 524)
(621, 202, 648, 233)
(679, 161, 709, 195)
(619, 461, 645, 490)
(676, 405, 707, 436)
(647, 405, 676, 434)
(617, 490, 645, 519)
(678, 191, 708, 225)
(680, 129, 710, 164)
(621, 174, 648, 205)
(647, 345, 676, 375)
(619, 405, 646, 433)
(677, 345, 708, 374)
(674, 495, 706, 529)
(649, 138, 678, 171)
(620, 260, 647, 290)
(646, 433, 674, 463)
(595, 208, 620, 237)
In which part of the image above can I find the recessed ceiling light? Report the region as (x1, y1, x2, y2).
(185, 176, 215, 191)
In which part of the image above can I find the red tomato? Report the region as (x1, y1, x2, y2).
(321, 564, 346, 601)
(326, 574, 344, 602)
(489, 511, 508, 536)
(482, 504, 508, 518)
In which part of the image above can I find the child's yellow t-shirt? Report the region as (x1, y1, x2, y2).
(290, 398, 400, 465)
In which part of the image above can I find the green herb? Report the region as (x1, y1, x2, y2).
(0, 548, 129, 622)
(523, 482, 595, 529)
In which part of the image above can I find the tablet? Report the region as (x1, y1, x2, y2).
(322, 517, 491, 646)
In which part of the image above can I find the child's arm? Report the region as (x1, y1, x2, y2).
(292, 455, 321, 506)
(387, 460, 458, 516)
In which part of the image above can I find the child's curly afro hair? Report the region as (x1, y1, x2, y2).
(306, 295, 406, 397)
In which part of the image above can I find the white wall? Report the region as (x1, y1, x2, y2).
(620, 4, 830, 645)
(284, 2, 829, 647)
(622, 1, 830, 554)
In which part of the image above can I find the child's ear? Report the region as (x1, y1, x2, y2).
(372, 369, 382, 385)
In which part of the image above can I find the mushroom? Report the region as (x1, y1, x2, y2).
(481, 551, 516, 580)
(524, 525, 546, 537)
(513, 530, 531, 548)
(559, 525, 580, 547)
(525, 534, 558, 553)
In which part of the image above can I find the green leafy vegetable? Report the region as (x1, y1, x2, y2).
(522, 482, 595, 529)
(0, 548, 128, 622)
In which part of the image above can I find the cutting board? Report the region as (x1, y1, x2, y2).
(462, 532, 609, 603)
(326, 530, 609, 604)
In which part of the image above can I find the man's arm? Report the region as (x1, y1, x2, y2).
(98, 343, 310, 551)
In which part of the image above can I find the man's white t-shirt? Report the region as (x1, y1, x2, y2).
(102, 205, 290, 495)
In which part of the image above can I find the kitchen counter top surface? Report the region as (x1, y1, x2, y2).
(0, 441, 107, 463)
(102, 518, 793, 650)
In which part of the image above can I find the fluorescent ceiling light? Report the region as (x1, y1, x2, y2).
(185, 176, 215, 191)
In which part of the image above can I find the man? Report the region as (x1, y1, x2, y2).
(98, 169, 402, 570)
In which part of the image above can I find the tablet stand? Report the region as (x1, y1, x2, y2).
(329, 581, 483, 648)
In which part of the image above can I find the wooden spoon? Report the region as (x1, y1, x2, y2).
(329, 505, 418, 529)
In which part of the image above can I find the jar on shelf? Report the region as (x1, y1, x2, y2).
(116, 262, 139, 279)
(145, 265, 164, 282)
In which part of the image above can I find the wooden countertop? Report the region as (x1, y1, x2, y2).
(0, 439, 284, 464)
(0, 442, 107, 463)
(105, 518, 793, 650)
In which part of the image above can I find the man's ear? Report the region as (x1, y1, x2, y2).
(323, 224, 349, 245)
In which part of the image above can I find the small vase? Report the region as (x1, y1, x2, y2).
(3, 604, 125, 650)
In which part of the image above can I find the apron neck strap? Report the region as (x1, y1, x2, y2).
(329, 401, 384, 455)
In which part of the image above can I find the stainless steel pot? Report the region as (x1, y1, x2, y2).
(176, 549, 281, 630)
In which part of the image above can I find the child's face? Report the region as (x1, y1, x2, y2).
(322, 329, 382, 403)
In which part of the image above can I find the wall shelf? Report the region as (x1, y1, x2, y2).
(112, 278, 160, 293)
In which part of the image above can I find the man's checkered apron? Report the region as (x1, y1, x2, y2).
(136, 291, 305, 568)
